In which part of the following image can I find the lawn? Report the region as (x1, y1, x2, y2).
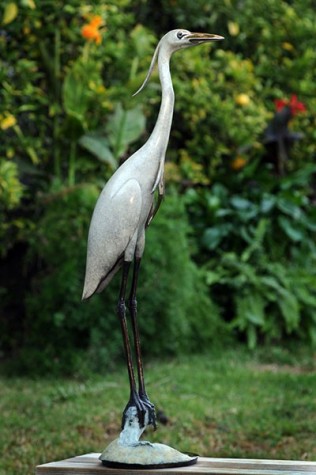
(1, 346, 315, 475)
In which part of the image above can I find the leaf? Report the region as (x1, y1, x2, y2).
(247, 324, 257, 350)
(260, 194, 276, 214)
(79, 133, 117, 169)
(239, 226, 253, 244)
(261, 276, 282, 300)
(202, 224, 231, 250)
(308, 326, 316, 346)
(278, 216, 304, 242)
(106, 103, 146, 160)
(2, 3, 18, 25)
(230, 196, 258, 222)
(63, 60, 99, 125)
(294, 284, 316, 308)
(277, 287, 300, 333)
(277, 197, 302, 219)
(26, 146, 39, 165)
(0, 160, 24, 209)
(238, 293, 265, 326)
(206, 194, 220, 210)
(205, 270, 223, 286)
(130, 24, 157, 57)
(241, 218, 268, 262)
(20, 0, 36, 8)
(300, 213, 316, 232)
(232, 293, 265, 349)
(215, 208, 232, 218)
(230, 196, 252, 210)
(281, 164, 316, 190)
(212, 183, 229, 200)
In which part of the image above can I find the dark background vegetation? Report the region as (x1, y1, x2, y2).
(1, 0, 316, 375)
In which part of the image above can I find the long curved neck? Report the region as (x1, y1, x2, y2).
(148, 46, 175, 153)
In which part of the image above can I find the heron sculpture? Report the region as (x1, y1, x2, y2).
(82, 29, 223, 458)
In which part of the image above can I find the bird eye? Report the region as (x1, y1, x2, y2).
(177, 31, 184, 39)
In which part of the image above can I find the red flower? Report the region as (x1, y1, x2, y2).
(275, 98, 288, 112)
(289, 95, 306, 114)
(274, 95, 306, 116)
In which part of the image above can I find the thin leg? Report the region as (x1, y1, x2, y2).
(118, 261, 136, 393)
(128, 258, 145, 394)
(118, 261, 146, 429)
(128, 257, 156, 429)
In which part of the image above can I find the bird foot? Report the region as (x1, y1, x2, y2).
(139, 391, 156, 430)
(122, 391, 157, 433)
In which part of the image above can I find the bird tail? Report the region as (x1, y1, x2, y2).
(82, 281, 96, 301)
(81, 256, 123, 301)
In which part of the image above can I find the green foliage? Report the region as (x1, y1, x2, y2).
(79, 103, 146, 168)
(140, 0, 316, 181)
(0, 1, 154, 260)
(0, 160, 24, 210)
(23, 183, 117, 375)
(187, 165, 316, 347)
(198, 166, 316, 261)
(205, 252, 316, 349)
(0, 160, 31, 257)
(1, 0, 316, 373)
(171, 48, 270, 179)
(137, 192, 225, 356)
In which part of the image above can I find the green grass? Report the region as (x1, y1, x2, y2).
(1, 346, 316, 474)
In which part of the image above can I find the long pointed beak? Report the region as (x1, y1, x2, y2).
(186, 32, 224, 44)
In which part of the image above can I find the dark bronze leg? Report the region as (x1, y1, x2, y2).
(128, 257, 156, 429)
(118, 261, 146, 429)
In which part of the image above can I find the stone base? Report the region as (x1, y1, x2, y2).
(99, 438, 198, 468)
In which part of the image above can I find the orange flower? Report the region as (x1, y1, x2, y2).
(81, 15, 103, 44)
(89, 15, 102, 27)
(231, 156, 247, 171)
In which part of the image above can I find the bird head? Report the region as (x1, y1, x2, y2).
(133, 29, 224, 96)
(163, 29, 224, 52)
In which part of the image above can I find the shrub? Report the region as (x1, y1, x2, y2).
(136, 0, 316, 182)
(186, 164, 316, 347)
